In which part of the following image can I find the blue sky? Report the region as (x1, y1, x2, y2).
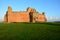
(0, 0, 60, 22)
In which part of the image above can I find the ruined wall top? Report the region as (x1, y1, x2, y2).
(8, 6, 12, 10)
(7, 6, 46, 15)
(27, 7, 36, 12)
(8, 6, 12, 14)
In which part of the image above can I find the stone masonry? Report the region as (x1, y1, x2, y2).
(4, 6, 47, 23)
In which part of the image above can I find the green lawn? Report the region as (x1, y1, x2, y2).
(0, 22, 60, 40)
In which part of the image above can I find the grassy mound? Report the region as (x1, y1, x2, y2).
(0, 22, 60, 40)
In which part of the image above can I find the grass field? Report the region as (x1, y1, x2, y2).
(0, 22, 60, 40)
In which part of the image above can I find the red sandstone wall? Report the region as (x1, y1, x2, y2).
(38, 14, 47, 22)
(4, 7, 47, 23)
(7, 12, 30, 23)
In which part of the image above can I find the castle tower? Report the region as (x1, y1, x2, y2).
(42, 12, 47, 22)
(8, 6, 12, 14)
(7, 6, 12, 23)
(27, 7, 32, 13)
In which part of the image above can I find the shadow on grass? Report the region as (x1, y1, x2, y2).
(8, 22, 60, 26)
(38, 22, 60, 26)
(22, 22, 60, 26)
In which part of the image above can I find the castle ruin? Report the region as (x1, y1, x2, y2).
(4, 6, 47, 23)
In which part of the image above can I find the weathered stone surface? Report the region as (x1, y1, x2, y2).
(4, 6, 47, 23)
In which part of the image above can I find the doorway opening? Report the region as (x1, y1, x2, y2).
(29, 12, 33, 22)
